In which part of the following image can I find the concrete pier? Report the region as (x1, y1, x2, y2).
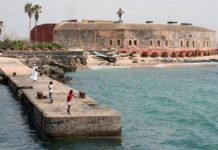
(0, 57, 121, 137)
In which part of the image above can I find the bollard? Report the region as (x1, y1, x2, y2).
(79, 91, 86, 99)
(37, 91, 43, 99)
(0, 76, 3, 84)
(13, 72, 16, 76)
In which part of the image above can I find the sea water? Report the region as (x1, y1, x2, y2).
(1, 64, 218, 149)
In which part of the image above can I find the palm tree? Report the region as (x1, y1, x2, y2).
(33, 4, 42, 42)
(0, 21, 3, 41)
(24, 2, 34, 41)
(117, 8, 124, 22)
(0, 21, 3, 35)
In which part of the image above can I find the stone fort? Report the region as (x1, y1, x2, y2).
(31, 20, 216, 51)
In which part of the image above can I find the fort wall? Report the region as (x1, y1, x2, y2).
(53, 23, 216, 50)
(54, 29, 124, 49)
(124, 29, 216, 50)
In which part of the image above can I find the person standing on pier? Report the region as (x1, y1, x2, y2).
(66, 90, 74, 114)
(48, 81, 53, 103)
(31, 64, 38, 82)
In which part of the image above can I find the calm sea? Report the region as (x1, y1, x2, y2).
(1, 63, 218, 149)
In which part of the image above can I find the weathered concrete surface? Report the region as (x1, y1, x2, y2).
(0, 57, 121, 137)
(0, 57, 31, 75)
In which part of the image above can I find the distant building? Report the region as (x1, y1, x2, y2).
(31, 19, 216, 51)
(31, 24, 56, 43)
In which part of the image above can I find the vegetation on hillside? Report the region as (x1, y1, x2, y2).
(0, 39, 63, 50)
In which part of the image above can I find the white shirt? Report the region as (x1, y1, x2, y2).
(48, 84, 53, 93)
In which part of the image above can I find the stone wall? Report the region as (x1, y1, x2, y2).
(57, 116, 120, 137)
(2, 50, 83, 57)
(53, 23, 216, 50)
(124, 30, 216, 50)
(2, 50, 85, 67)
(54, 29, 124, 50)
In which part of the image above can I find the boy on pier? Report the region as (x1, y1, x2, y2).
(48, 81, 53, 103)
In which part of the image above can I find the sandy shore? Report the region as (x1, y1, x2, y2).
(86, 54, 218, 69)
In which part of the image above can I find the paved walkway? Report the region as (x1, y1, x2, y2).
(0, 57, 31, 75)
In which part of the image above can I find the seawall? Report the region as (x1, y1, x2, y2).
(0, 57, 121, 137)
(2, 50, 87, 66)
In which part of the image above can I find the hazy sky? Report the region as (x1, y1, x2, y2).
(0, 0, 217, 39)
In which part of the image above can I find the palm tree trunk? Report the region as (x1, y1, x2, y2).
(35, 22, 37, 42)
(29, 18, 31, 41)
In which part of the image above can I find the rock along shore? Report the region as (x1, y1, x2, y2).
(1, 50, 87, 82)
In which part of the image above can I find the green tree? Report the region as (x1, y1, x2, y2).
(24, 2, 34, 41)
(117, 8, 124, 22)
(33, 4, 42, 42)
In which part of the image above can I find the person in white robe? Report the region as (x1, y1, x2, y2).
(31, 64, 38, 82)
